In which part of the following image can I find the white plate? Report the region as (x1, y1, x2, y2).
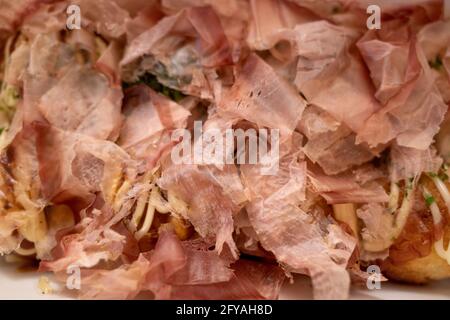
(1, 257, 449, 300)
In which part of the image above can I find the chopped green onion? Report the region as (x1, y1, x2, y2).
(428, 169, 449, 182)
(425, 195, 435, 206)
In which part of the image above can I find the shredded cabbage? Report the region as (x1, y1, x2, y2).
(0, 84, 19, 119)
(0, 36, 21, 134)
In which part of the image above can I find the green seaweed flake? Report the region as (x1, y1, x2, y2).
(123, 73, 185, 102)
